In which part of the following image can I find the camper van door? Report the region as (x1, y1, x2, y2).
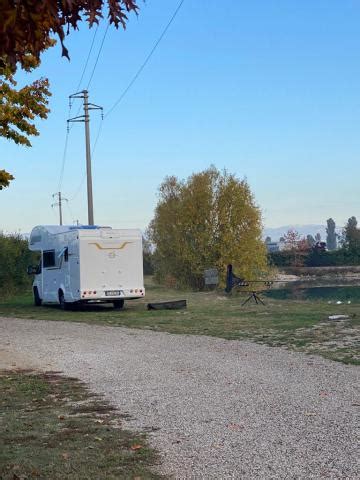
(42, 249, 58, 301)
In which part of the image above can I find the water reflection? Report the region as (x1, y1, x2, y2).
(266, 284, 360, 302)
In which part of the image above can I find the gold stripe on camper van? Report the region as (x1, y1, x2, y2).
(89, 242, 133, 250)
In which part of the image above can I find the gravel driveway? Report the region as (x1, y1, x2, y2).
(0, 316, 359, 479)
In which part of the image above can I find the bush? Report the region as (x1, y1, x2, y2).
(306, 248, 360, 267)
(268, 251, 308, 267)
(269, 248, 360, 268)
(0, 232, 38, 297)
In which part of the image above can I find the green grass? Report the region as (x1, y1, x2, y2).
(0, 370, 162, 479)
(0, 278, 359, 365)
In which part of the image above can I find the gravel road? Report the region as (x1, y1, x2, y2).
(0, 316, 359, 479)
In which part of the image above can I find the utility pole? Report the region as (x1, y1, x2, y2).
(68, 90, 103, 225)
(52, 192, 67, 226)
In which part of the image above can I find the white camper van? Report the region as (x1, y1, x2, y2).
(28, 225, 145, 309)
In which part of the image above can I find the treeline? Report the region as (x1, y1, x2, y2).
(269, 248, 360, 268)
(0, 232, 38, 297)
(269, 216, 360, 268)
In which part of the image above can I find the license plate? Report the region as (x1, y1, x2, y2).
(105, 290, 121, 296)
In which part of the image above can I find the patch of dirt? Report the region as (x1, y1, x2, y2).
(0, 348, 42, 371)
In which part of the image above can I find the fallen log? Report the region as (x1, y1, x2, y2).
(147, 300, 187, 310)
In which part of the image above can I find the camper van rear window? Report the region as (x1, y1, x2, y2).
(43, 250, 56, 268)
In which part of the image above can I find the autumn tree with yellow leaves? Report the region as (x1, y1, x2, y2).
(148, 167, 268, 289)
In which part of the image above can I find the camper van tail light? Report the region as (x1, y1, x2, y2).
(130, 289, 133, 293)
(93, 291, 96, 294)
(135, 289, 138, 293)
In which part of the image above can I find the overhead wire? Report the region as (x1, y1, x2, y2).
(86, 23, 110, 89)
(57, 25, 99, 191)
(69, 21, 108, 127)
(50, 204, 58, 220)
(69, 0, 185, 201)
(68, 24, 101, 126)
(64, 23, 108, 200)
(66, 201, 76, 224)
(69, 127, 103, 201)
(58, 106, 71, 191)
(105, 0, 185, 119)
(75, 24, 99, 93)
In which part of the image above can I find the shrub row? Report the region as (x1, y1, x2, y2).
(269, 248, 360, 268)
(0, 233, 38, 297)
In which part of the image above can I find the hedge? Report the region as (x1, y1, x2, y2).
(269, 248, 360, 268)
(0, 233, 38, 297)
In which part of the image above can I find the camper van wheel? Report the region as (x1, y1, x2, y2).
(59, 291, 69, 311)
(33, 287, 42, 307)
(113, 299, 124, 310)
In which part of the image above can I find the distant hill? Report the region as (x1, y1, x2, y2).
(263, 225, 327, 242)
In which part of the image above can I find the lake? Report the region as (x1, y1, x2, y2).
(266, 282, 360, 302)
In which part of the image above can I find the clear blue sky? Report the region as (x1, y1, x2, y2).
(1, 0, 359, 233)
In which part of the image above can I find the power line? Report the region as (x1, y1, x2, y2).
(69, 119, 103, 201)
(68, 23, 108, 130)
(87, 23, 110, 89)
(69, 173, 86, 201)
(66, 201, 77, 225)
(69, 0, 185, 201)
(75, 25, 99, 93)
(67, 90, 103, 225)
(91, 118, 104, 156)
(105, 0, 185, 119)
(57, 25, 100, 189)
(58, 112, 70, 191)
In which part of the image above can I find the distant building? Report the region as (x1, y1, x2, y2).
(266, 242, 279, 253)
(266, 241, 287, 253)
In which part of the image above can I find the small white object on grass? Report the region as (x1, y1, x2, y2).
(328, 315, 350, 321)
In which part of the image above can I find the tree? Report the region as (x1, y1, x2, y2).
(148, 167, 268, 289)
(315, 232, 321, 242)
(282, 229, 309, 266)
(1, 68, 51, 188)
(298, 237, 311, 252)
(142, 235, 154, 275)
(326, 218, 337, 250)
(265, 236, 272, 244)
(0, 1, 139, 73)
(0, 170, 14, 190)
(0, 75, 50, 147)
(343, 216, 360, 251)
(306, 234, 315, 247)
(283, 229, 301, 250)
(0, 232, 39, 296)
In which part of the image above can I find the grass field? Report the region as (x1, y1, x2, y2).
(0, 278, 359, 365)
(0, 370, 161, 479)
